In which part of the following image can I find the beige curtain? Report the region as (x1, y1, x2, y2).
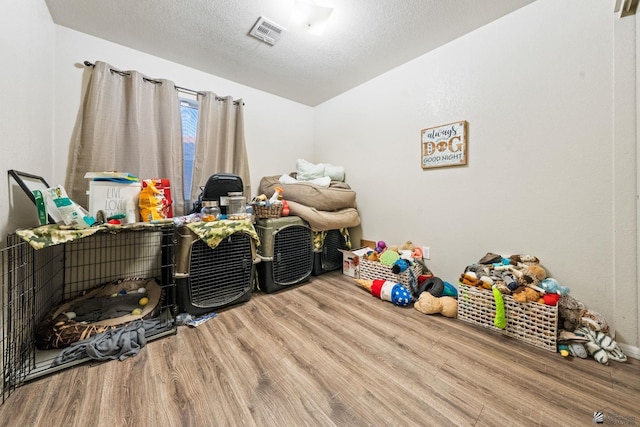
(191, 93, 251, 203)
(65, 61, 185, 215)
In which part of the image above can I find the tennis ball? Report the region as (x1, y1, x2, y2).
(132, 308, 142, 315)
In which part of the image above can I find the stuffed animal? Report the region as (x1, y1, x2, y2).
(414, 292, 457, 318)
(512, 287, 542, 303)
(509, 254, 540, 265)
(508, 264, 547, 289)
(400, 241, 414, 251)
(459, 271, 493, 290)
(366, 251, 380, 262)
(539, 277, 570, 296)
(557, 329, 589, 358)
(354, 279, 412, 306)
(558, 295, 610, 334)
(574, 326, 627, 364)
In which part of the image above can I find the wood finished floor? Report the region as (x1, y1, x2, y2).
(0, 271, 638, 427)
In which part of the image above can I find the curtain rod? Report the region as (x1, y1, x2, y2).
(83, 61, 243, 105)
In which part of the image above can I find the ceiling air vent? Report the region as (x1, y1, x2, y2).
(249, 16, 286, 45)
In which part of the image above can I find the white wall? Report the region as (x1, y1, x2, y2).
(52, 26, 315, 204)
(0, 0, 55, 243)
(315, 0, 639, 353)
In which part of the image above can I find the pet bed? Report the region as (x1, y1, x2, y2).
(257, 175, 361, 231)
(36, 277, 163, 350)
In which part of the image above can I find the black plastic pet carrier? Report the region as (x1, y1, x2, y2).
(175, 226, 256, 315)
(255, 216, 313, 293)
(192, 173, 243, 215)
(312, 229, 349, 276)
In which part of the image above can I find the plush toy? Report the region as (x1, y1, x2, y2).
(512, 287, 542, 303)
(508, 264, 547, 289)
(391, 259, 419, 296)
(558, 295, 610, 334)
(366, 251, 380, 262)
(459, 271, 493, 290)
(391, 259, 411, 274)
(557, 329, 589, 358)
(460, 271, 481, 287)
(574, 326, 627, 365)
(492, 286, 506, 329)
(478, 253, 503, 265)
(411, 247, 423, 260)
(414, 292, 458, 318)
(557, 342, 589, 358)
(399, 250, 413, 261)
(539, 277, 570, 296)
(281, 199, 290, 216)
(399, 241, 414, 251)
(354, 279, 412, 306)
(509, 254, 540, 265)
(541, 293, 561, 306)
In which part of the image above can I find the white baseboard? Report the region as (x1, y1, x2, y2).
(618, 343, 640, 360)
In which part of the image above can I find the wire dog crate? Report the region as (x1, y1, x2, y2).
(175, 226, 256, 315)
(255, 216, 313, 293)
(0, 225, 176, 405)
(312, 229, 350, 276)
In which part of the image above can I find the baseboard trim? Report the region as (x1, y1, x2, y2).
(618, 343, 640, 360)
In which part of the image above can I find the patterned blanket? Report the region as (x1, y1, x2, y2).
(16, 220, 259, 250)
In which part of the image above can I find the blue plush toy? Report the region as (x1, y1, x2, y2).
(539, 278, 570, 295)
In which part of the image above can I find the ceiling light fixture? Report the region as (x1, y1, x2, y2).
(290, 0, 334, 36)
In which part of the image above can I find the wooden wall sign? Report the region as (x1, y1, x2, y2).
(421, 120, 468, 169)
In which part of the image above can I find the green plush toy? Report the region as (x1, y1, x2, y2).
(492, 286, 507, 329)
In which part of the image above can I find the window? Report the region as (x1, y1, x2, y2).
(180, 98, 199, 209)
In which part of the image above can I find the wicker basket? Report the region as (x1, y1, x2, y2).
(252, 203, 282, 219)
(457, 283, 558, 352)
(358, 258, 425, 289)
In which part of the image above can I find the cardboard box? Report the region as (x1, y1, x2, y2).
(88, 181, 142, 223)
(338, 247, 371, 277)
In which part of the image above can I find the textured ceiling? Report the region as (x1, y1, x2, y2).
(45, 0, 535, 106)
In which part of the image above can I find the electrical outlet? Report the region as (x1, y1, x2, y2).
(422, 246, 430, 260)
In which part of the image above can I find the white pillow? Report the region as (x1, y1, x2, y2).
(321, 164, 345, 182)
(296, 159, 325, 181)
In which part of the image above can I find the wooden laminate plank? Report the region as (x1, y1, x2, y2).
(0, 271, 637, 427)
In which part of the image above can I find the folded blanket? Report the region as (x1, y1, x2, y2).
(287, 201, 361, 231)
(258, 175, 356, 211)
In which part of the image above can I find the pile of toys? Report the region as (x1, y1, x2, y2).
(352, 240, 460, 318)
(459, 252, 627, 364)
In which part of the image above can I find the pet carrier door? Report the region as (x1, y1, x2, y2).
(175, 227, 255, 315)
(255, 216, 313, 293)
(312, 229, 349, 276)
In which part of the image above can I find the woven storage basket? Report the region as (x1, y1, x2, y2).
(358, 258, 424, 288)
(457, 283, 558, 352)
(252, 204, 282, 219)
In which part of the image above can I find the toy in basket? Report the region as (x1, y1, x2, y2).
(252, 203, 283, 219)
(251, 187, 289, 219)
(457, 252, 561, 352)
(357, 241, 429, 296)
